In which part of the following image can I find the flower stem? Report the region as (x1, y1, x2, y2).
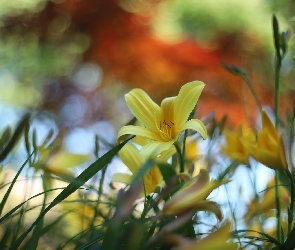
(274, 59, 282, 241)
(286, 169, 294, 234)
(272, 14, 287, 243)
(241, 74, 262, 113)
(174, 142, 184, 173)
(274, 61, 282, 240)
(275, 170, 282, 242)
(274, 57, 281, 129)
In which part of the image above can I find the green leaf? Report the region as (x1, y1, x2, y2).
(282, 224, 295, 249)
(10, 137, 132, 250)
(278, 169, 291, 194)
(157, 162, 177, 183)
(0, 152, 33, 217)
(0, 126, 11, 147)
(221, 62, 248, 79)
(0, 113, 30, 162)
(132, 159, 156, 184)
(272, 14, 281, 59)
(0, 187, 66, 224)
(0, 227, 11, 249)
(27, 176, 47, 250)
(234, 229, 283, 248)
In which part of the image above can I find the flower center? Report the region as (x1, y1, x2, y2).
(158, 119, 175, 140)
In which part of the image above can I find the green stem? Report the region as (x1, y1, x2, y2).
(286, 169, 294, 234)
(241, 75, 262, 113)
(182, 130, 188, 163)
(275, 170, 282, 242)
(98, 164, 107, 200)
(274, 58, 281, 129)
(174, 142, 184, 173)
(274, 32, 283, 244)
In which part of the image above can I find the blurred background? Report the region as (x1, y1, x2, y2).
(0, 0, 294, 132)
(0, 1, 294, 247)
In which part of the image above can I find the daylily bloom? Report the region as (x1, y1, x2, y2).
(162, 169, 229, 218)
(221, 125, 255, 165)
(33, 149, 91, 190)
(117, 81, 207, 157)
(184, 136, 207, 177)
(242, 110, 288, 171)
(111, 143, 175, 195)
(164, 221, 238, 250)
(33, 148, 91, 177)
(244, 176, 290, 222)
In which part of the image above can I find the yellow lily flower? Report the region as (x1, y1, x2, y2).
(33, 148, 91, 177)
(117, 81, 207, 157)
(111, 143, 175, 195)
(244, 176, 290, 222)
(184, 136, 207, 177)
(221, 125, 255, 165)
(162, 170, 229, 218)
(32, 148, 91, 189)
(242, 110, 288, 171)
(164, 221, 238, 250)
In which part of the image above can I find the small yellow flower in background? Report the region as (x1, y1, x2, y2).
(185, 136, 201, 163)
(32, 148, 91, 189)
(242, 110, 288, 171)
(111, 143, 175, 195)
(117, 81, 207, 157)
(61, 196, 108, 237)
(244, 176, 290, 222)
(162, 170, 229, 219)
(33, 148, 91, 177)
(183, 136, 206, 177)
(221, 125, 255, 165)
(164, 221, 238, 250)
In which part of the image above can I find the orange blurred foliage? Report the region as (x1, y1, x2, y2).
(41, 0, 293, 125)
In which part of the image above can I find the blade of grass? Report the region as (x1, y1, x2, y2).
(10, 137, 132, 250)
(0, 113, 30, 162)
(27, 176, 48, 250)
(0, 152, 34, 217)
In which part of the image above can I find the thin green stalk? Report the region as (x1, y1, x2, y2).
(182, 130, 188, 165)
(288, 106, 295, 177)
(274, 52, 282, 243)
(98, 165, 107, 200)
(241, 75, 262, 113)
(174, 142, 184, 173)
(275, 170, 282, 242)
(221, 62, 262, 113)
(274, 57, 281, 129)
(272, 14, 285, 243)
(285, 170, 294, 234)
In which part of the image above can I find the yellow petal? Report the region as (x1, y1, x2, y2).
(189, 200, 223, 221)
(111, 173, 133, 185)
(140, 141, 174, 158)
(163, 178, 229, 216)
(156, 146, 176, 162)
(261, 110, 278, 140)
(177, 119, 207, 139)
(160, 96, 176, 123)
(125, 88, 161, 130)
(119, 143, 143, 173)
(279, 137, 288, 169)
(174, 81, 205, 131)
(47, 153, 91, 170)
(257, 149, 285, 171)
(182, 221, 238, 250)
(117, 125, 162, 143)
